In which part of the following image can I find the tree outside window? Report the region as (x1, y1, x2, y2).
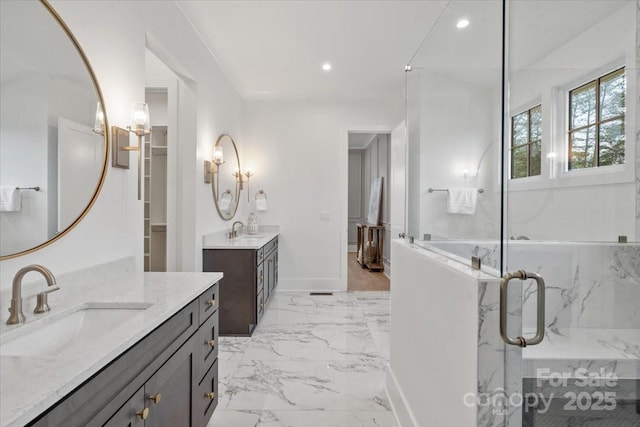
(569, 67, 625, 170)
(511, 105, 542, 179)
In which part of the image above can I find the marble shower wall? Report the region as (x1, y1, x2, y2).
(427, 241, 640, 330)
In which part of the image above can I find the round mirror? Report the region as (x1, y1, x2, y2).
(211, 134, 241, 220)
(0, 0, 108, 259)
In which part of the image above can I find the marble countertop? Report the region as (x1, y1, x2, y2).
(202, 230, 279, 249)
(0, 268, 223, 427)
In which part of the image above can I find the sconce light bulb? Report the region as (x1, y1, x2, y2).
(130, 102, 150, 132)
(213, 146, 224, 164)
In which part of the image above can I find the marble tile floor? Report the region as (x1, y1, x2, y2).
(208, 291, 397, 427)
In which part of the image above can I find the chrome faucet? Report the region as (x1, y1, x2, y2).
(230, 221, 245, 238)
(7, 265, 59, 325)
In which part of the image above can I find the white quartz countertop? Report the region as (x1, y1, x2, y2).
(0, 270, 223, 427)
(202, 230, 279, 249)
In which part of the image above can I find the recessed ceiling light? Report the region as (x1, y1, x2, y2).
(456, 19, 470, 29)
(322, 63, 332, 71)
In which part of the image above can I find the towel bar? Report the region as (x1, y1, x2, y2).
(16, 187, 40, 191)
(428, 187, 484, 194)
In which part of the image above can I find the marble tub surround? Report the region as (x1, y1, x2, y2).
(202, 225, 279, 249)
(208, 291, 396, 427)
(0, 262, 223, 427)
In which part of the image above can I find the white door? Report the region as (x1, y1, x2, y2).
(389, 120, 406, 272)
(57, 117, 103, 232)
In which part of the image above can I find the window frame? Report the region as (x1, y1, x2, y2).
(510, 104, 542, 179)
(567, 67, 625, 170)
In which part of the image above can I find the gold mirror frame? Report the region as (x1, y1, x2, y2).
(211, 134, 241, 221)
(0, 0, 109, 260)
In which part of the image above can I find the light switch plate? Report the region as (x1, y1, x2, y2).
(319, 211, 330, 221)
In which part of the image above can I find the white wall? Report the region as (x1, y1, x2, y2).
(242, 99, 402, 291)
(506, 2, 637, 241)
(1, 0, 244, 285)
(416, 71, 501, 241)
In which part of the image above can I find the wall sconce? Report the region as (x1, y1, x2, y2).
(93, 102, 105, 135)
(243, 169, 254, 201)
(122, 102, 151, 200)
(232, 168, 243, 191)
(206, 147, 225, 197)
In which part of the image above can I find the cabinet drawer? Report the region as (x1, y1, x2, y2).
(256, 247, 265, 265)
(198, 282, 219, 325)
(257, 262, 264, 295)
(263, 237, 277, 256)
(193, 359, 218, 427)
(195, 308, 219, 381)
(257, 290, 264, 321)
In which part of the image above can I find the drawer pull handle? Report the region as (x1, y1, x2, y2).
(149, 393, 162, 404)
(206, 339, 216, 347)
(206, 392, 216, 400)
(206, 299, 216, 307)
(136, 407, 149, 420)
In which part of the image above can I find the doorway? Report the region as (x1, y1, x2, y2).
(347, 132, 391, 291)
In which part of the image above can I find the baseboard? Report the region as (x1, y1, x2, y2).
(386, 367, 419, 427)
(277, 277, 346, 292)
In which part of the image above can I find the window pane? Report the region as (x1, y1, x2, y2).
(599, 119, 625, 166)
(512, 146, 528, 178)
(530, 106, 542, 141)
(570, 83, 596, 129)
(600, 70, 625, 120)
(530, 141, 541, 176)
(512, 113, 528, 146)
(570, 126, 596, 169)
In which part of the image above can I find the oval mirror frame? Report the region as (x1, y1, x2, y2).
(0, 0, 109, 260)
(211, 134, 241, 221)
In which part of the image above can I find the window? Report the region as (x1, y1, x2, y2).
(568, 67, 625, 170)
(511, 105, 542, 179)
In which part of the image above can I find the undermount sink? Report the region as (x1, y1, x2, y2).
(237, 234, 265, 239)
(0, 302, 151, 357)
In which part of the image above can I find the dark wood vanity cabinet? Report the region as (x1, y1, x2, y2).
(28, 282, 220, 427)
(203, 236, 278, 336)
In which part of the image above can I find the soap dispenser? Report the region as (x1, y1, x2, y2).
(247, 212, 258, 235)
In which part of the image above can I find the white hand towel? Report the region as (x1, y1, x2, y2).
(256, 198, 267, 212)
(219, 194, 232, 212)
(0, 186, 21, 212)
(447, 188, 477, 215)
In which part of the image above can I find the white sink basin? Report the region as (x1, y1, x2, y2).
(0, 302, 151, 357)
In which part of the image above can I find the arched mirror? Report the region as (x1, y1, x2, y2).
(211, 134, 241, 220)
(0, 0, 108, 259)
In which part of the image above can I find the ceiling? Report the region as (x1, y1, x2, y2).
(176, 0, 631, 101)
(176, 0, 449, 101)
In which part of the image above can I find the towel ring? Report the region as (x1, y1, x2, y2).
(255, 190, 267, 200)
(221, 189, 234, 201)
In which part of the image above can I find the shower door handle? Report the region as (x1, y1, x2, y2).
(499, 270, 545, 347)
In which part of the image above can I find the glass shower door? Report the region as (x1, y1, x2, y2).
(503, 1, 640, 425)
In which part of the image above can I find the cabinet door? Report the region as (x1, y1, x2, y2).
(144, 341, 194, 427)
(103, 388, 145, 427)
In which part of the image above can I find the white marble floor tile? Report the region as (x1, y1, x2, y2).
(219, 336, 252, 360)
(207, 409, 398, 427)
(243, 322, 381, 362)
(220, 360, 390, 411)
(213, 291, 396, 426)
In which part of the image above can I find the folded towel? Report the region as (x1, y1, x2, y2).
(0, 186, 21, 212)
(256, 198, 267, 212)
(447, 188, 477, 215)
